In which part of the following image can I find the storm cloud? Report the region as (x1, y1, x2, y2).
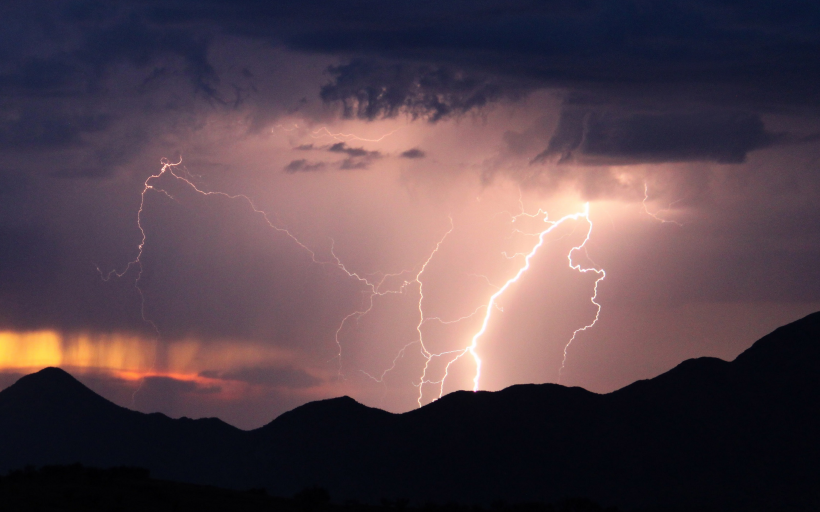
(2, 1, 818, 171)
(533, 110, 784, 165)
(320, 61, 515, 122)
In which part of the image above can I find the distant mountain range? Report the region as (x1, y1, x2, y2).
(2, 313, 819, 511)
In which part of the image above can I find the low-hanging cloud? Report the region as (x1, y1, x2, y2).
(400, 148, 426, 159)
(327, 142, 381, 158)
(283, 159, 327, 173)
(285, 142, 383, 172)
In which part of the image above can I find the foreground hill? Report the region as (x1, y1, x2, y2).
(1, 312, 819, 511)
(0, 464, 609, 512)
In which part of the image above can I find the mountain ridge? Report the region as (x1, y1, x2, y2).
(1, 312, 819, 510)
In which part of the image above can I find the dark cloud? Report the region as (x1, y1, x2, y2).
(1, 0, 816, 171)
(200, 365, 321, 389)
(327, 142, 383, 170)
(533, 110, 784, 165)
(338, 158, 371, 170)
(285, 143, 383, 172)
(0, 3, 217, 99)
(400, 148, 426, 159)
(283, 159, 326, 173)
(5, 1, 819, 121)
(141, 0, 816, 117)
(320, 60, 517, 121)
(139, 1, 820, 164)
(327, 142, 380, 158)
(0, 110, 112, 149)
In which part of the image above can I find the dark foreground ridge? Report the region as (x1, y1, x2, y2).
(1, 312, 819, 511)
(0, 464, 613, 512)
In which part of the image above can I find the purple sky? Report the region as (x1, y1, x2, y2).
(1, 1, 819, 429)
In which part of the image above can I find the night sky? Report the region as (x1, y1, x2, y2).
(1, 1, 819, 429)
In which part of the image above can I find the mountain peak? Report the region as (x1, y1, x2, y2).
(24, 366, 78, 382)
(0, 366, 116, 414)
(10, 366, 86, 391)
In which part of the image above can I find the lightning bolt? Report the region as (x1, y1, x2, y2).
(336, 219, 455, 393)
(558, 208, 606, 381)
(274, 123, 299, 132)
(405, 201, 606, 405)
(329, 240, 418, 376)
(274, 124, 398, 145)
(310, 127, 399, 143)
(99, 157, 404, 388)
(642, 182, 684, 226)
(104, 157, 608, 410)
(103, 157, 469, 405)
(467, 203, 605, 391)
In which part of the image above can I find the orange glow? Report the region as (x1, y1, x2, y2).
(0, 330, 302, 388)
(0, 330, 155, 373)
(0, 330, 63, 369)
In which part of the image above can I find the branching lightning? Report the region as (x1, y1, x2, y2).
(642, 182, 684, 226)
(105, 156, 608, 410)
(103, 157, 461, 389)
(399, 201, 606, 405)
(97, 157, 338, 401)
(310, 126, 399, 143)
(558, 210, 606, 381)
(470, 203, 604, 391)
(275, 124, 399, 143)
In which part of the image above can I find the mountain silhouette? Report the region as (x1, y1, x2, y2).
(0, 367, 246, 487)
(2, 312, 819, 511)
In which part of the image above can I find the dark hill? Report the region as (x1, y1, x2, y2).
(0, 368, 245, 487)
(2, 312, 820, 511)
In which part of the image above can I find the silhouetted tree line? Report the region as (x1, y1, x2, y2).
(0, 464, 623, 512)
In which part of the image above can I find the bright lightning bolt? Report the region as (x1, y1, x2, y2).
(407, 201, 606, 405)
(468, 203, 604, 391)
(105, 157, 609, 409)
